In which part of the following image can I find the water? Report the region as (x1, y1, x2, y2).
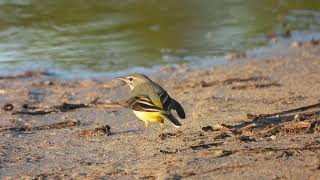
(0, 0, 320, 78)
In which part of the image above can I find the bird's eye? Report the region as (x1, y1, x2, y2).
(129, 77, 133, 81)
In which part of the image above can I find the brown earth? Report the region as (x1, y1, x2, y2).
(0, 44, 320, 179)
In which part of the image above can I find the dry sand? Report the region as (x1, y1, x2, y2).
(0, 44, 320, 179)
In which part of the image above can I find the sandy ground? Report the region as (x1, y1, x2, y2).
(1, 44, 320, 179)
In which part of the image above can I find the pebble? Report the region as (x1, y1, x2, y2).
(290, 41, 302, 48)
(268, 135, 277, 141)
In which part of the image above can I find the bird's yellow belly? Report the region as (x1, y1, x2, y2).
(133, 111, 163, 123)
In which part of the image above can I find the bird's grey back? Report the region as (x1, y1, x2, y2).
(131, 80, 165, 97)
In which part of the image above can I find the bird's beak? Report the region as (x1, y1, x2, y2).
(116, 77, 126, 82)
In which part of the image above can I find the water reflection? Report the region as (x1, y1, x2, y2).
(0, 0, 319, 76)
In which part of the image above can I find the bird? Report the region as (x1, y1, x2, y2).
(117, 73, 185, 133)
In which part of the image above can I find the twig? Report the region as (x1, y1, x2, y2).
(51, 103, 89, 112)
(222, 76, 269, 84)
(10, 99, 127, 116)
(0, 120, 79, 132)
(31, 120, 79, 130)
(12, 109, 58, 115)
(190, 142, 224, 150)
(200, 76, 269, 88)
(231, 82, 281, 90)
(241, 146, 320, 153)
(247, 103, 320, 120)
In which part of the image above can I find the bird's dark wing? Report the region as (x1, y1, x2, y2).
(127, 96, 164, 112)
(170, 98, 185, 119)
(158, 90, 171, 110)
(127, 93, 183, 127)
(158, 90, 185, 119)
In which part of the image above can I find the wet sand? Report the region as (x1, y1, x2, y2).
(1, 44, 320, 179)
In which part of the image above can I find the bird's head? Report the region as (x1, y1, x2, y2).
(117, 73, 151, 90)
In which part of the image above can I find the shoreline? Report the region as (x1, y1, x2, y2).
(1, 44, 320, 179)
(1, 34, 319, 80)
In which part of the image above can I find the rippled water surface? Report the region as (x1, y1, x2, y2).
(0, 0, 320, 77)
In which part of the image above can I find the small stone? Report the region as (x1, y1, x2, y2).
(22, 104, 29, 109)
(290, 41, 302, 48)
(270, 135, 277, 141)
(43, 80, 54, 86)
(202, 126, 214, 132)
(294, 114, 301, 121)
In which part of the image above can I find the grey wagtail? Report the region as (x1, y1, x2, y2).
(117, 73, 185, 132)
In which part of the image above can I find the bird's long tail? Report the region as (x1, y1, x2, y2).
(170, 99, 185, 119)
(161, 113, 181, 127)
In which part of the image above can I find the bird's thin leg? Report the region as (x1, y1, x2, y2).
(144, 121, 149, 136)
(159, 122, 165, 131)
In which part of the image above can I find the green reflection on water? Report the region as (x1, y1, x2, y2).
(0, 0, 319, 74)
